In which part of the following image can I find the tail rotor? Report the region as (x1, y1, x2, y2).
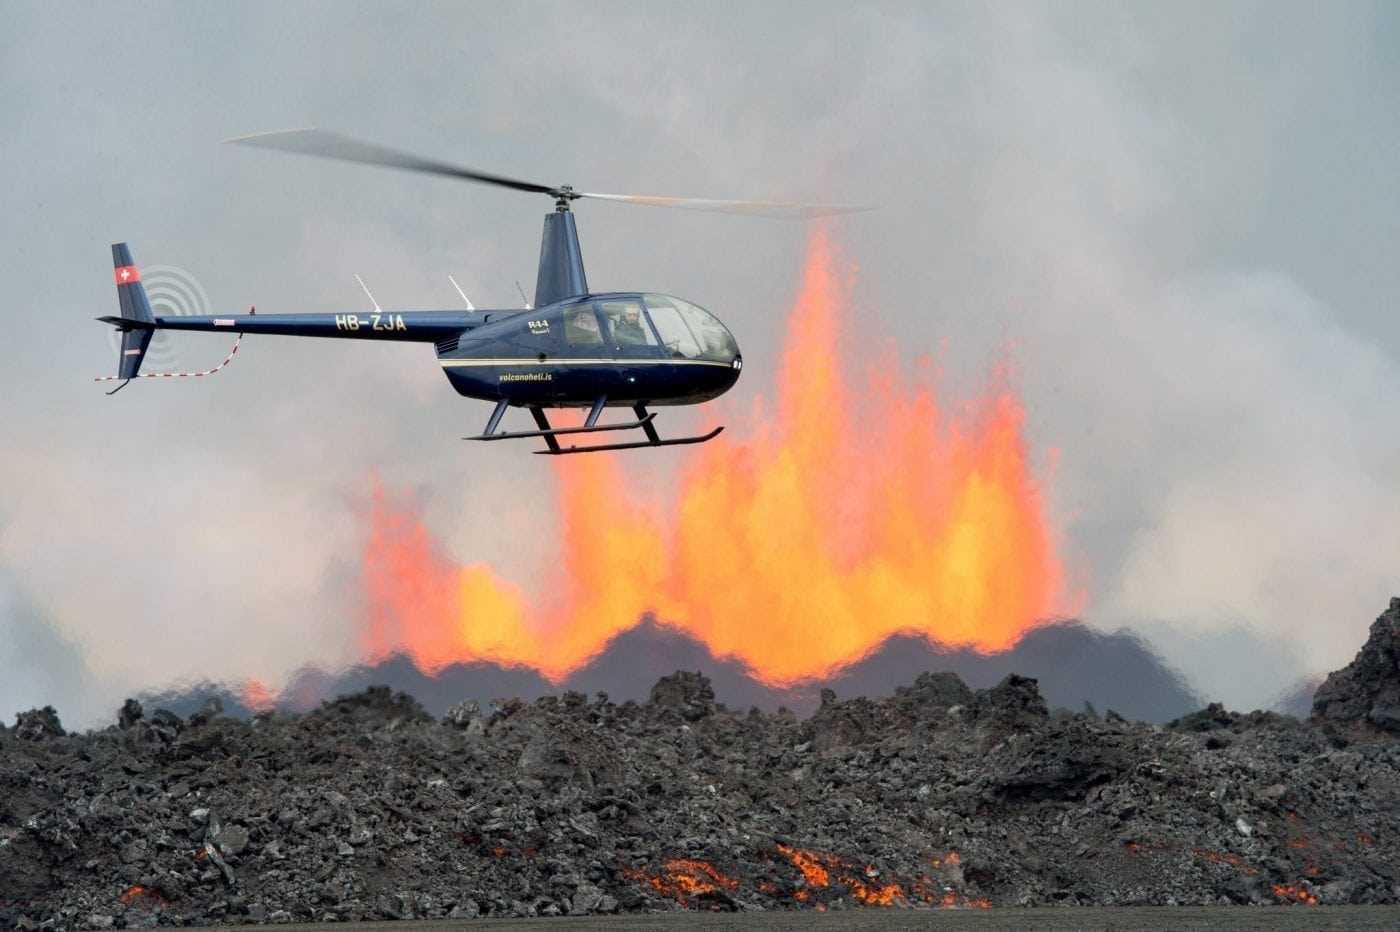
(96, 243, 241, 393)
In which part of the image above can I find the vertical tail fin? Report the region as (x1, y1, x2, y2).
(111, 242, 154, 379)
(533, 211, 586, 307)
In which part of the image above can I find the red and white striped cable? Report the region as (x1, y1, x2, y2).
(94, 334, 242, 382)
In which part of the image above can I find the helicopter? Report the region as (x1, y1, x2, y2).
(98, 130, 866, 454)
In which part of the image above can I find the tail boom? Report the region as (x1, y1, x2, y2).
(97, 242, 503, 390)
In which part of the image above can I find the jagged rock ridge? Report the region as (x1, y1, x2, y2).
(1313, 597, 1400, 733)
(153, 618, 1202, 725)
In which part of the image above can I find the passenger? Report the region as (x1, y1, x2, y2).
(612, 305, 648, 345)
(566, 308, 602, 344)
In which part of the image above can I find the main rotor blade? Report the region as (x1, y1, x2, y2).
(576, 192, 872, 219)
(226, 129, 558, 196)
(227, 130, 873, 217)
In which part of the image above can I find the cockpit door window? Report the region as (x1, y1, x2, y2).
(563, 304, 605, 345)
(598, 300, 658, 350)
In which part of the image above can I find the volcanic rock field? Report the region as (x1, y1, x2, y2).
(4, 599, 1400, 927)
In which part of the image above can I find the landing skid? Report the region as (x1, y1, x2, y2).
(465, 399, 723, 455)
(538, 424, 724, 456)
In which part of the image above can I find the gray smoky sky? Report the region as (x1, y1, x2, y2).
(2, 2, 1397, 726)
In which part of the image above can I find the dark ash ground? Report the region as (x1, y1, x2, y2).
(3, 599, 1399, 928)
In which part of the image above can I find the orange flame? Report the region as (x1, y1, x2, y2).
(240, 678, 276, 713)
(362, 227, 1066, 685)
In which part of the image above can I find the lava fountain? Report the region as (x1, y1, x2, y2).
(362, 227, 1066, 686)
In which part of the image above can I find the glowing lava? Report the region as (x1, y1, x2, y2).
(776, 842, 836, 889)
(363, 227, 1066, 685)
(625, 858, 740, 904)
(119, 885, 166, 908)
(1272, 884, 1319, 906)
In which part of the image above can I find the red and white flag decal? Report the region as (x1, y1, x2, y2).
(114, 265, 140, 284)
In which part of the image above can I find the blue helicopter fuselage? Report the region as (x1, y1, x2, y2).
(441, 292, 742, 407)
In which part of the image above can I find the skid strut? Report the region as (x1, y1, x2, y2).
(465, 397, 653, 447)
(464, 400, 722, 454)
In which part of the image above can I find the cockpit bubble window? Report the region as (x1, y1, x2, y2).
(564, 305, 604, 345)
(673, 298, 738, 361)
(643, 298, 702, 359)
(599, 300, 657, 347)
(643, 295, 736, 362)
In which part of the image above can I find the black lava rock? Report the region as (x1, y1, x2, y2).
(1, 601, 1398, 927)
(1313, 598, 1400, 733)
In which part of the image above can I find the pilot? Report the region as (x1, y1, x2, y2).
(612, 305, 648, 346)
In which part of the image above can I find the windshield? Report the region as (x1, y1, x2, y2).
(642, 295, 737, 362)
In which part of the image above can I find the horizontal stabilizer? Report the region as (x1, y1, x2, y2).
(97, 315, 156, 331)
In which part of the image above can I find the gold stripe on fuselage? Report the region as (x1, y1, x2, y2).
(439, 358, 734, 368)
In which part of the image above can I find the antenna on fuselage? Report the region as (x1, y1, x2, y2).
(514, 280, 532, 310)
(448, 275, 475, 310)
(353, 274, 381, 312)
